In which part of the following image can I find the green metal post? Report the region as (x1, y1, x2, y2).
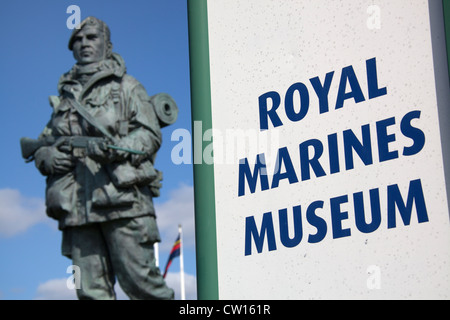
(187, 0, 219, 300)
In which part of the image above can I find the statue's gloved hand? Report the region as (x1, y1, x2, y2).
(34, 145, 75, 176)
(86, 139, 113, 164)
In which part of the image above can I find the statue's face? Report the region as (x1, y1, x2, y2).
(72, 26, 106, 64)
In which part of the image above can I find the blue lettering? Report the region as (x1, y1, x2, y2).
(238, 155, 269, 197)
(271, 147, 299, 188)
(299, 139, 326, 181)
(258, 58, 387, 127)
(310, 71, 335, 114)
(279, 206, 303, 248)
(327, 133, 340, 174)
(401, 110, 425, 156)
(259, 91, 282, 130)
(354, 189, 382, 233)
(245, 212, 277, 256)
(335, 65, 366, 109)
(366, 57, 387, 99)
(306, 201, 327, 243)
(243, 180, 430, 255)
(285, 82, 310, 122)
(387, 179, 429, 229)
(376, 117, 399, 162)
(343, 124, 373, 170)
(330, 195, 351, 239)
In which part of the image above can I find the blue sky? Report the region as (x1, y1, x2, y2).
(0, 0, 196, 300)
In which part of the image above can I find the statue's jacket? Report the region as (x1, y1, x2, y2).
(37, 53, 162, 230)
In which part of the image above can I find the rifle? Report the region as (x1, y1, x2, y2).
(20, 136, 146, 163)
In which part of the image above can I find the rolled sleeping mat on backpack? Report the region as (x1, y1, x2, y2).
(150, 93, 179, 128)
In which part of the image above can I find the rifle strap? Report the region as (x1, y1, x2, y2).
(69, 98, 119, 144)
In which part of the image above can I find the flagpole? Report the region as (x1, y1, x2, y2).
(154, 242, 159, 268)
(179, 224, 186, 300)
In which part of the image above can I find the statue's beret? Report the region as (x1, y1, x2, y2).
(68, 16, 111, 51)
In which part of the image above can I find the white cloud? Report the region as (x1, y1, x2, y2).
(34, 277, 129, 300)
(165, 271, 197, 300)
(155, 184, 196, 250)
(0, 189, 49, 237)
(34, 278, 77, 300)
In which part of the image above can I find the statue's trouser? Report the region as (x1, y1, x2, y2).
(62, 215, 174, 300)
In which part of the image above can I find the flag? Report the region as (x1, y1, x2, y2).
(163, 233, 181, 278)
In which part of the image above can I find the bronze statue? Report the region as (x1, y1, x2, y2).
(20, 16, 178, 300)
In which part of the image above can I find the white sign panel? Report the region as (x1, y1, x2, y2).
(205, 0, 450, 299)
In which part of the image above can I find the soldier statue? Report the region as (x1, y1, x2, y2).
(20, 16, 178, 300)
